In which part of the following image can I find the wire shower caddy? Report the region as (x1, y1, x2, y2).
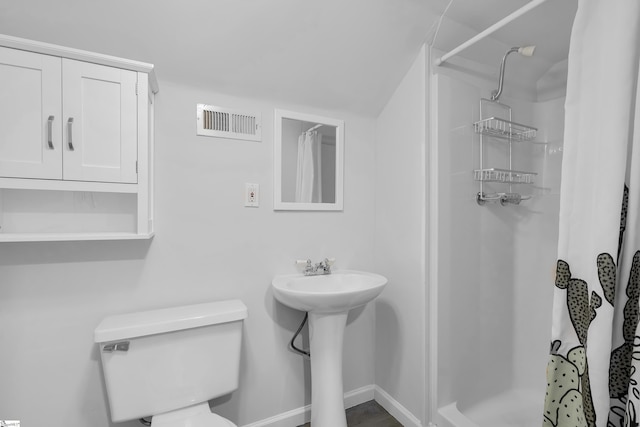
(474, 98, 538, 206)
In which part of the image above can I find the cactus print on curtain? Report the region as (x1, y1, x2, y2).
(543, 244, 640, 427)
(542, 0, 640, 426)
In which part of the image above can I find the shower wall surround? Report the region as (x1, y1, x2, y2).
(433, 55, 564, 427)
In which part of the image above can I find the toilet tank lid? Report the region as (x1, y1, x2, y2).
(94, 299, 247, 343)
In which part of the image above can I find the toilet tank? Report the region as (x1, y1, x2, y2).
(94, 300, 247, 422)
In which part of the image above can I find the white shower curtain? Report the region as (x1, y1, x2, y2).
(295, 131, 322, 203)
(543, 1, 640, 426)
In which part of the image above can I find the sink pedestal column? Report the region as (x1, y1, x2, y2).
(308, 311, 349, 427)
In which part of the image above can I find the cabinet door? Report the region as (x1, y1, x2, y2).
(62, 59, 137, 183)
(0, 47, 62, 179)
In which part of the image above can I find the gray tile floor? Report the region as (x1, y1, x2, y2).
(297, 400, 403, 426)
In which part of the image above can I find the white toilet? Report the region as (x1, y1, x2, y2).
(94, 299, 247, 427)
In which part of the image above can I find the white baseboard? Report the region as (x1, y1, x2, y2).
(345, 384, 376, 408)
(374, 385, 423, 427)
(240, 385, 375, 427)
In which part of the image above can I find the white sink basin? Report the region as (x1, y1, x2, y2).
(271, 270, 387, 313)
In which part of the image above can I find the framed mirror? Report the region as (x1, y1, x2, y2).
(274, 109, 344, 211)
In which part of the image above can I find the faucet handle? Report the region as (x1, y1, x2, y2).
(321, 257, 335, 273)
(296, 259, 315, 275)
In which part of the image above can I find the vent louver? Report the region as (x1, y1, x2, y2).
(196, 104, 262, 141)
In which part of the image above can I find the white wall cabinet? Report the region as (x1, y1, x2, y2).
(0, 35, 158, 242)
(0, 49, 138, 183)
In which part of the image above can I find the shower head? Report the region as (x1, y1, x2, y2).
(518, 45, 536, 57)
(491, 45, 536, 101)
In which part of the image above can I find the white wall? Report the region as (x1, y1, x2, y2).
(374, 45, 427, 423)
(0, 79, 379, 426)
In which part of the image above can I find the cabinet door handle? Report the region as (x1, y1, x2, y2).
(47, 115, 55, 149)
(67, 118, 74, 151)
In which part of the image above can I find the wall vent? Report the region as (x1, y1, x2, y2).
(197, 104, 262, 141)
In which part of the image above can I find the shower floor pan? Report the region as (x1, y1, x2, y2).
(439, 388, 543, 427)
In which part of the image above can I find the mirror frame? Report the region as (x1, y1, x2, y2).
(274, 109, 344, 211)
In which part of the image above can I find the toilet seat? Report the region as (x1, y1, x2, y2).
(151, 402, 237, 427)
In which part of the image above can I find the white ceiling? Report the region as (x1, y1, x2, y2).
(0, 0, 577, 116)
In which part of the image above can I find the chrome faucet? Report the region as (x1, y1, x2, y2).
(299, 258, 335, 276)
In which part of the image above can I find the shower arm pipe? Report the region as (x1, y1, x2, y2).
(434, 0, 549, 66)
(492, 47, 520, 101)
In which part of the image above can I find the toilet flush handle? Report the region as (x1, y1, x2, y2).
(102, 341, 130, 352)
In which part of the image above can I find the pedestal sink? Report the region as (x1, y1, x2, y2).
(271, 270, 387, 427)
